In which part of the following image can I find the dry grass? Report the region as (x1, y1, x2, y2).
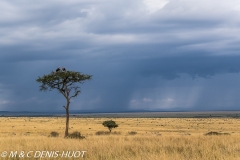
(0, 117, 240, 159)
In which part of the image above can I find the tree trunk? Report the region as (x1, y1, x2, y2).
(64, 101, 70, 138)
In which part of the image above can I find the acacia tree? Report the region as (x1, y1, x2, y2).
(36, 68, 92, 137)
(102, 120, 118, 133)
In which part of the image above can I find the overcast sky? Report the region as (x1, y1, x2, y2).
(1, 0, 240, 112)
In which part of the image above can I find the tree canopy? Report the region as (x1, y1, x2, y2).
(37, 70, 92, 100)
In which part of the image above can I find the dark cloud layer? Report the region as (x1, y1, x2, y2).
(1, 0, 240, 111)
(137, 55, 240, 79)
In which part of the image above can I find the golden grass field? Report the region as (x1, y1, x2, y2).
(0, 117, 240, 160)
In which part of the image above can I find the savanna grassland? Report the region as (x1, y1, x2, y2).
(0, 117, 240, 160)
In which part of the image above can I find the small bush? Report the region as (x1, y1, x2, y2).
(128, 131, 137, 135)
(111, 131, 121, 135)
(67, 131, 85, 139)
(49, 131, 59, 137)
(24, 132, 30, 136)
(204, 131, 230, 136)
(95, 131, 121, 135)
(95, 131, 110, 135)
(102, 120, 118, 132)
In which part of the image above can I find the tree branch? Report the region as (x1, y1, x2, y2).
(70, 90, 80, 99)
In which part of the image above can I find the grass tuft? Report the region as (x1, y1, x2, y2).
(128, 131, 137, 135)
(49, 131, 59, 137)
(67, 131, 85, 139)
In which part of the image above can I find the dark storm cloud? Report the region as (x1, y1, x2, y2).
(136, 55, 240, 80)
(1, 0, 240, 111)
